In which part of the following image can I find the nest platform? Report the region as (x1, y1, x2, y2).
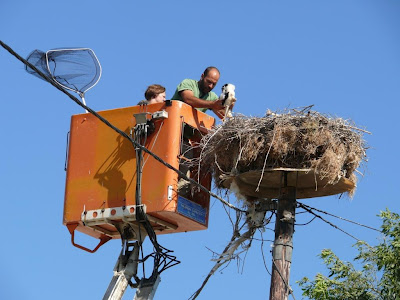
(220, 168, 355, 199)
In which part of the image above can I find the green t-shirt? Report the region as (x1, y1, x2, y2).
(171, 79, 218, 113)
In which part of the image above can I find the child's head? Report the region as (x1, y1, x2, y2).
(145, 84, 166, 104)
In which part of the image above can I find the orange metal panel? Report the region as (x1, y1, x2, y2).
(63, 101, 215, 240)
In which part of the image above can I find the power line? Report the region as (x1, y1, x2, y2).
(295, 216, 317, 226)
(0, 39, 245, 214)
(297, 202, 381, 232)
(297, 202, 362, 241)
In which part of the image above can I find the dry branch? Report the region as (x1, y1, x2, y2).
(189, 199, 269, 300)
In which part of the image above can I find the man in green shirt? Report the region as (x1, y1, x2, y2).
(171, 66, 226, 119)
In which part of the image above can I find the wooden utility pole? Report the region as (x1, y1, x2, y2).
(269, 172, 296, 300)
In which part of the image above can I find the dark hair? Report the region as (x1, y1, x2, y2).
(145, 84, 166, 100)
(203, 66, 220, 77)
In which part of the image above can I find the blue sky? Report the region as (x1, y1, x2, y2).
(1, 1, 399, 299)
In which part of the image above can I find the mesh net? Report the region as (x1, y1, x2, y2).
(25, 50, 51, 79)
(25, 48, 101, 95)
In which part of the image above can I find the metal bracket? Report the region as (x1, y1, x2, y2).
(152, 110, 168, 120)
(167, 185, 173, 201)
(272, 240, 293, 262)
(66, 223, 111, 253)
(133, 112, 152, 125)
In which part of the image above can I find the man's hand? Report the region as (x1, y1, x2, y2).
(212, 99, 227, 119)
(211, 99, 225, 111)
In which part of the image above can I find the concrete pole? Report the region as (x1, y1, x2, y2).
(269, 173, 296, 300)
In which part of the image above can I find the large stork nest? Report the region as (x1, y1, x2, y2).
(187, 107, 369, 299)
(194, 107, 368, 198)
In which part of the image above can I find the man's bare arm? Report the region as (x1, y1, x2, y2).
(180, 90, 225, 118)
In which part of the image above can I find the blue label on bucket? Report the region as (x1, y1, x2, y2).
(177, 196, 207, 225)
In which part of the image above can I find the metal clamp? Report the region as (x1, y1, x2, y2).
(272, 240, 293, 262)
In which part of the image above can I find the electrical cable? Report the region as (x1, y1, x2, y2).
(295, 216, 317, 226)
(260, 231, 272, 276)
(0, 40, 244, 214)
(133, 123, 180, 284)
(297, 202, 362, 241)
(297, 201, 381, 232)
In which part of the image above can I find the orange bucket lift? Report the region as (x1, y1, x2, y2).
(63, 100, 215, 299)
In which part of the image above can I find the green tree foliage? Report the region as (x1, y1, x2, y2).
(297, 209, 400, 300)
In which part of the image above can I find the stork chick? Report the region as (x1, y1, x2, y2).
(219, 83, 236, 120)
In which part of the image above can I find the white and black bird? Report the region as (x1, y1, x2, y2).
(219, 83, 236, 120)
